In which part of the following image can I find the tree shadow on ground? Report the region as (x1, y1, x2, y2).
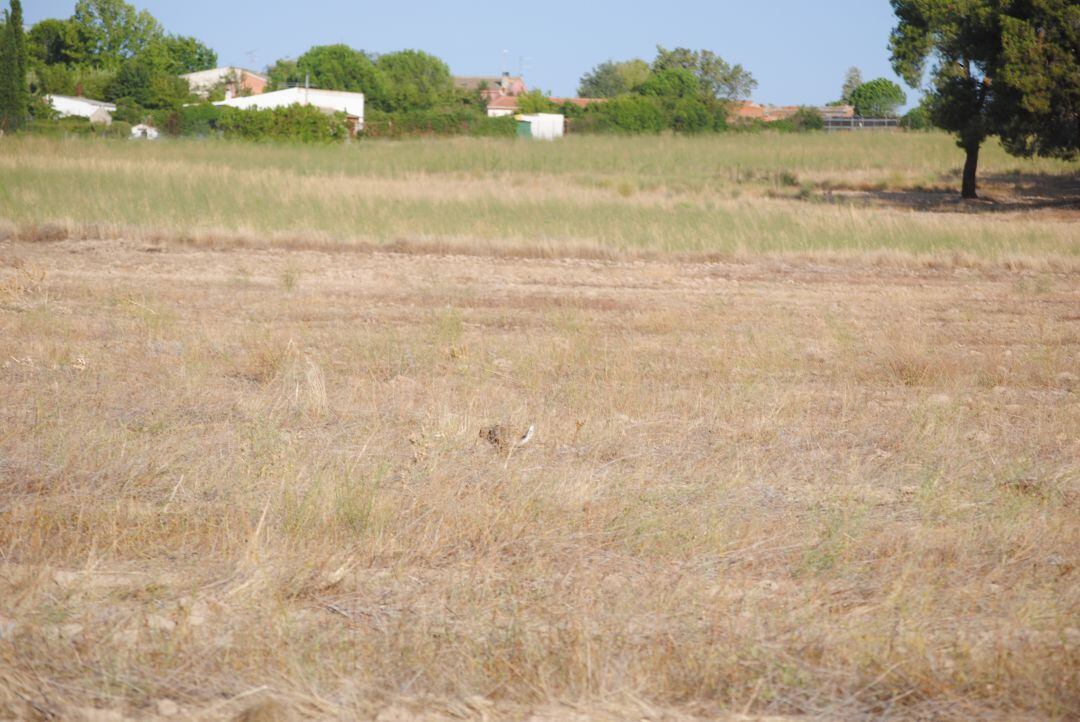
(821, 171, 1080, 216)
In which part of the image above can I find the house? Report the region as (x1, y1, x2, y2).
(214, 87, 365, 134)
(46, 94, 116, 125)
(516, 113, 564, 140)
(730, 101, 855, 123)
(182, 67, 268, 99)
(486, 95, 520, 118)
(821, 105, 855, 120)
(730, 101, 766, 121)
(455, 73, 527, 101)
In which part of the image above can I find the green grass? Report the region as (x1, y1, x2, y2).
(2, 132, 1077, 260)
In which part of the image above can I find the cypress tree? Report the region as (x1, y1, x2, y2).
(0, 0, 26, 132)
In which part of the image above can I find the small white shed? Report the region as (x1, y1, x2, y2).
(516, 113, 565, 140)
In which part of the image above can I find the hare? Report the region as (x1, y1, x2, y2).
(479, 423, 535, 450)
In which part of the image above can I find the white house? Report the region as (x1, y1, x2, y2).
(46, 95, 116, 125)
(214, 87, 365, 132)
(516, 113, 564, 140)
(181, 67, 268, 98)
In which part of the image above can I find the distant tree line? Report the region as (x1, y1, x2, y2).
(569, 46, 759, 133)
(3, 0, 1075, 176)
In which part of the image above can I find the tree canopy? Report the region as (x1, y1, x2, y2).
(577, 59, 650, 98)
(849, 77, 906, 117)
(0, 0, 27, 131)
(374, 50, 453, 111)
(891, 0, 1080, 198)
(841, 66, 863, 104)
(270, 44, 383, 103)
(28, 18, 83, 66)
(71, 0, 163, 68)
(652, 46, 757, 100)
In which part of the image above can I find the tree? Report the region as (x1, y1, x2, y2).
(890, 0, 1080, 199)
(993, 3, 1080, 163)
(0, 0, 27, 132)
(107, 48, 189, 109)
(273, 45, 383, 105)
(639, 68, 700, 99)
(841, 66, 863, 103)
(152, 34, 216, 75)
(653, 46, 756, 100)
(849, 77, 906, 117)
(72, 0, 163, 68)
(28, 18, 84, 66)
(577, 59, 650, 97)
(375, 50, 452, 111)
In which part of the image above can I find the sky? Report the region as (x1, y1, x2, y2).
(26, 1, 917, 107)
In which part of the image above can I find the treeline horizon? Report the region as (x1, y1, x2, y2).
(4, 0, 928, 141)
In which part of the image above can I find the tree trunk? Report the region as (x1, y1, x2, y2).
(961, 143, 980, 199)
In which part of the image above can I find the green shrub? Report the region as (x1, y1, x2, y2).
(105, 120, 132, 138)
(153, 103, 221, 137)
(900, 105, 932, 131)
(363, 108, 515, 138)
(515, 90, 556, 114)
(215, 104, 350, 143)
(789, 106, 824, 131)
(594, 96, 665, 134)
(671, 97, 711, 134)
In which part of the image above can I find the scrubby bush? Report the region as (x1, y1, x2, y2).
(215, 104, 350, 142)
(363, 108, 515, 138)
(788, 106, 824, 131)
(671, 97, 711, 133)
(900, 105, 932, 131)
(594, 95, 665, 134)
(153, 102, 220, 137)
(516, 90, 557, 114)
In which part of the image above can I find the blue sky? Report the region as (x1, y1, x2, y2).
(27, 1, 916, 106)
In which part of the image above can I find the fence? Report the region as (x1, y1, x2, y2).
(823, 117, 900, 132)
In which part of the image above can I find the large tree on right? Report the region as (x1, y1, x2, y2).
(890, 0, 1080, 199)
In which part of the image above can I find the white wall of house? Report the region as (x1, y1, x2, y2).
(47, 95, 116, 120)
(487, 107, 515, 118)
(215, 87, 365, 128)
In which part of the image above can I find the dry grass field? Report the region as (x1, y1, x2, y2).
(1, 133, 1078, 720)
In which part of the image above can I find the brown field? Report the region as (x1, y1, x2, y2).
(1, 134, 1078, 721)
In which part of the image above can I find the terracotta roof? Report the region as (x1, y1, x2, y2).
(486, 96, 520, 110)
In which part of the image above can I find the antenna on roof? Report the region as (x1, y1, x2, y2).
(518, 56, 532, 79)
(245, 49, 258, 69)
(501, 49, 509, 76)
